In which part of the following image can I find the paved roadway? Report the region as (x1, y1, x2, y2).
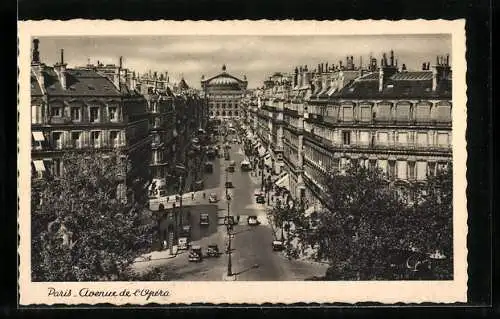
(146, 136, 327, 281)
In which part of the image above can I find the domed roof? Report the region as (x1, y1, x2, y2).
(203, 64, 246, 87)
(209, 75, 241, 86)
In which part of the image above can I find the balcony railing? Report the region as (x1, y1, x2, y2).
(303, 130, 451, 154)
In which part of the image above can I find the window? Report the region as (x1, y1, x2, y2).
(378, 132, 388, 145)
(417, 132, 428, 146)
(416, 161, 427, 180)
(90, 107, 100, 122)
(342, 131, 351, 145)
(387, 161, 396, 179)
(71, 107, 81, 121)
(71, 131, 82, 148)
(368, 159, 376, 171)
(437, 133, 449, 147)
(234, 111, 238, 116)
(437, 162, 449, 173)
(53, 158, 63, 177)
(359, 106, 371, 122)
(51, 106, 62, 117)
(378, 159, 388, 175)
(415, 104, 431, 122)
(397, 132, 408, 145)
(32, 105, 42, 124)
(357, 131, 369, 145)
(427, 162, 436, 176)
(395, 104, 411, 122)
(342, 106, 353, 122)
(108, 106, 118, 121)
(376, 104, 391, 121)
(408, 162, 416, 180)
(110, 131, 119, 147)
(397, 161, 407, 180)
(433, 104, 451, 123)
(52, 132, 63, 149)
(91, 131, 101, 148)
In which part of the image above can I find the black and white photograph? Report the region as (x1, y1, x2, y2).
(18, 20, 467, 304)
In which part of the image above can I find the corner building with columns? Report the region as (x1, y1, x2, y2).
(201, 65, 248, 121)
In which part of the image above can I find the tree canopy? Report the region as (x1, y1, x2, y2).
(270, 163, 453, 280)
(31, 151, 155, 281)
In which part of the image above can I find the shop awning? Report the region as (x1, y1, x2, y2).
(32, 131, 45, 142)
(274, 173, 289, 189)
(33, 160, 46, 172)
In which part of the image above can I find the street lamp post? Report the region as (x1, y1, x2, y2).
(225, 171, 233, 277)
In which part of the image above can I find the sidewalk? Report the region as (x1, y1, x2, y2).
(132, 245, 181, 274)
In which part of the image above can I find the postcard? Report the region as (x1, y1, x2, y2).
(18, 19, 467, 305)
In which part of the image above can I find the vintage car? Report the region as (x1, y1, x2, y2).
(247, 216, 260, 226)
(208, 192, 218, 203)
(200, 213, 209, 226)
(225, 181, 234, 189)
(240, 160, 252, 171)
(188, 246, 203, 262)
(178, 237, 189, 250)
(207, 244, 220, 257)
(272, 240, 285, 251)
(256, 194, 266, 204)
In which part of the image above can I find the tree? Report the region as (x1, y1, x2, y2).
(31, 150, 155, 281)
(275, 163, 453, 280)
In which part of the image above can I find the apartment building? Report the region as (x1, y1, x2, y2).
(248, 51, 452, 214)
(30, 39, 152, 203)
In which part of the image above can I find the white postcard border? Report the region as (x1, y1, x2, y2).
(18, 19, 467, 305)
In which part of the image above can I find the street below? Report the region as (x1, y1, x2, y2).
(134, 133, 327, 281)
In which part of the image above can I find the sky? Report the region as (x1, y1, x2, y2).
(36, 35, 451, 89)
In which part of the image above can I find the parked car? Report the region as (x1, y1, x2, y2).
(188, 246, 203, 262)
(178, 237, 189, 250)
(256, 194, 266, 204)
(225, 181, 234, 188)
(272, 240, 285, 251)
(207, 244, 220, 257)
(200, 213, 209, 225)
(247, 216, 260, 226)
(208, 192, 218, 203)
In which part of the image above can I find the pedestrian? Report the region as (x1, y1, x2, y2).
(162, 240, 167, 250)
(203, 192, 206, 199)
(192, 192, 195, 200)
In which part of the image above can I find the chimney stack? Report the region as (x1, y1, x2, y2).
(390, 50, 394, 66)
(55, 49, 67, 90)
(378, 67, 384, 92)
(32, 38, 40, 64)
(113, 67, 120, 90)
(432, 64, 438, 91)
(402, 64, 407, 72)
